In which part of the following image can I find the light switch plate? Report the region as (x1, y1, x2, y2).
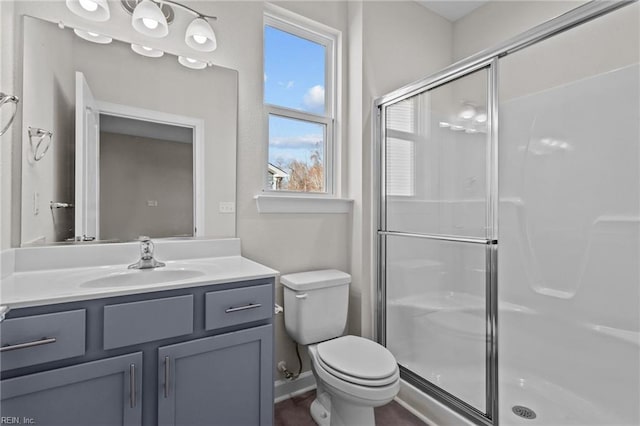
(219, 202, 235, 213)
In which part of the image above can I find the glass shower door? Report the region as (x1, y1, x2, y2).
(379, 65, 498, 421)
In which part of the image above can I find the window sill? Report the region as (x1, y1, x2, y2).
(254, 194, 353, 214)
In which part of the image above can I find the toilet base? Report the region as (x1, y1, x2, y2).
(329, 396, 376, 426)
(310, 391, 377, 426)
(310, 393, 331, 426)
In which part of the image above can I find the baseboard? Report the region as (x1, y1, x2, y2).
(274, 370, 316, 403)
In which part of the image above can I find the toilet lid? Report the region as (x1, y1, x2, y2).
(317, 336, 397, 381)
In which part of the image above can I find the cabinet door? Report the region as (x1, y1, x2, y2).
(158, 325, 273, 426)
(0, 352, 142, 426)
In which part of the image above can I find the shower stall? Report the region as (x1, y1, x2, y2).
(374, 2, 639, 425)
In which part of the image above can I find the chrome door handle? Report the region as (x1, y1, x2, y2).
(164, 356, 170, 398)
(295, 293, 308, 299)
(225, 303, 262, 313)
(0, 337, 57, 352)
(130, 363, 136, 408)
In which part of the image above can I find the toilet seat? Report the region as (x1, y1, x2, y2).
(316, 336, 399, 387)
(309, 343, 400, 406)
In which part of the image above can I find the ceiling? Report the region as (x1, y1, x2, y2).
(416, 1, 489, 22)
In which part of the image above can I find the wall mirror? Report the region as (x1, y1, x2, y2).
(20, 15, 238, 246)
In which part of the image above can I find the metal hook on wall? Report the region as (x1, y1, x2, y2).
(28, 126, 53, 162)
(0, 92, 20, 136)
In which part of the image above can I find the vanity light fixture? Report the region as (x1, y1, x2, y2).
(178, 56, 207, 70)
(122, 0, 218, 53)
(131, 0, 169, 38)
(131, 43, 164, 58)
(66, 0, 110, 22)
(73, 29, 113, 44)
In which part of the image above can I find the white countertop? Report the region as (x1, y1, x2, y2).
(0, 239, 279, 309)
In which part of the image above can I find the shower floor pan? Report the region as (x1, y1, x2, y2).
(400, 365, 626, 426)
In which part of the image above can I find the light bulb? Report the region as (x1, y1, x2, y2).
(79, 0, 98, 12)
(131, 0, 168, 37)
(73, 29, 112, 44)
(474, 112, 487, 124)
(131, 44, 164, 58)
(178, 56, 207, 69)
(142, 18, 159, 29)
(459, 104, 476, 120)
(193, 34, 208, 44)
(66, 0, 110, 22)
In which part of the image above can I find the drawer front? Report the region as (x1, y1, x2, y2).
(104, 295, 193, 350)
(0, 310, 86, 371)
(206, 284, 273, 330)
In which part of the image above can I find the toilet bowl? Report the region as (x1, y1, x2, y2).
(281, 270, 400, 426)
(308, 336, 400, 426)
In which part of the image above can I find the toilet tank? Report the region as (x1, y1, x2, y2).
(281, 270, 350, 345)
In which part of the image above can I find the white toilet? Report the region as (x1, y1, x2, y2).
(281, 270, 400, 426)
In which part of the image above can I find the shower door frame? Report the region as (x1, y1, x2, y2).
(373, 1, 635, 425)
(376, 58, 500, 425)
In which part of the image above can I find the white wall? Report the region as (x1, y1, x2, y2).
(453, 0, 588, 61)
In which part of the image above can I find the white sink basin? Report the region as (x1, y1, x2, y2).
(81, 269, 205, 288)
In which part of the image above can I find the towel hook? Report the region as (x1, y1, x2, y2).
(0, 92, 19, 136)
(28, 126, 53, 161)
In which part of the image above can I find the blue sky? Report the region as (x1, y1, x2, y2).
(264, 25, 325, 166)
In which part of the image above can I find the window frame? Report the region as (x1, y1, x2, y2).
(263, 5, 338, 197)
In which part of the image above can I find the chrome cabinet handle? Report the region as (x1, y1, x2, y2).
(0, 306, 10, 322)
(130, 364, 136, 408)
(225, 303, 262, 313)
(0, 337, 57, 352)
(164, 356, 170, 398)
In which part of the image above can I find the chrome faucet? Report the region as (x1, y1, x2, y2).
(128, 237, 165, 269)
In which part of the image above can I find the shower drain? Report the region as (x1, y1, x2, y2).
(512, 405, 537, 420)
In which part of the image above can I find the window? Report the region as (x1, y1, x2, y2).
(264, 7, 337, 195)
(386, 97, 417, 197)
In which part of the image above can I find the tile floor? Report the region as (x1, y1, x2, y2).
(274, 390, 427, 426)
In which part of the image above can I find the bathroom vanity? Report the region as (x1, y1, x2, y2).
(0, 239, 277, 426)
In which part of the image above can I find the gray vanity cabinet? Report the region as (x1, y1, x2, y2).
(158, 324, 273, 426)
(0, 278, 274, 426)
(0, 352, 142, 425)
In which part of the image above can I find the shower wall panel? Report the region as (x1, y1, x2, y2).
(498, 5, 639, 423)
